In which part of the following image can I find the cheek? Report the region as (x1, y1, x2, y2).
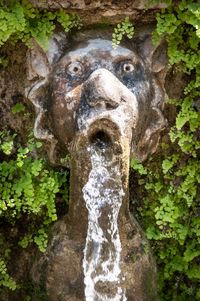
(50, 85, 82, 146)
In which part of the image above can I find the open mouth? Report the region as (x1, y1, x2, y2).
(75, 117, 124, 157)
(90, 130, 112, 150)
(86, 119, 123, 157)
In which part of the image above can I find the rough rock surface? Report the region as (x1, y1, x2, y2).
(30, 0, 167, 25)
(30, 0, 166, 10)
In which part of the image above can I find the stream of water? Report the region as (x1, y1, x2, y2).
(82, 141, 127, 301)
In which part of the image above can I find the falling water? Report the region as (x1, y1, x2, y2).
(82, 136, 127, 301)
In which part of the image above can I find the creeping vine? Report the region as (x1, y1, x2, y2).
(0, 0, 81, 64)
(132, 1, 200, 300)
(112, 17, 134, 49)
(0, 0, 74, 292)
(0, 128, 68, 291)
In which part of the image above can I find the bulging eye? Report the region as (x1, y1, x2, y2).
(67, 62, 83, 75)
(122, 62, 134, 73)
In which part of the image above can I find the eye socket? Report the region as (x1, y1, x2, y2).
(67, 62, 83, 75)
(122, 62, 134, 73)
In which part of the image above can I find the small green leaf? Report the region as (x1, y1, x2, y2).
(11, 102, 25, 114)
(162, 159, 173, 174)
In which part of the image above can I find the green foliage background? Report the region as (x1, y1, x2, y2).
(0, 127, 68, 292)
(0, 0, 80, 54)
(132, 1, 200, 300)
(0, 0, 199, 300)
(0, 0, 75, 294)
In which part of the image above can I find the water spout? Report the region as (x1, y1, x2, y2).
(83, 141, 126, 300)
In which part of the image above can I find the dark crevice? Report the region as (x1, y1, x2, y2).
(90, 130, 112, 150)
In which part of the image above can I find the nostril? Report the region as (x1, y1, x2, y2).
(106, 103, 116, 110)
(95, 102, 105, 110)
(121, 97, 126, 103)
(88, 98, 105, 107)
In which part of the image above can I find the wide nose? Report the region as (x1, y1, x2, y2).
(83, 68, 126, 109)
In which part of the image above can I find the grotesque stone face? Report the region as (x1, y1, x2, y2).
(49, 39, 146, 145)
(27, 34, 166, 162)
(27, 32, 167, 301)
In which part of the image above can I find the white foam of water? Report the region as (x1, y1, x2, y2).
(82, 146, 127, 301)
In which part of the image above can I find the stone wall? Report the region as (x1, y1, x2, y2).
(30, 0, 166, 24)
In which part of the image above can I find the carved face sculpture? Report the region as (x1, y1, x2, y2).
(27, 33, 166, 162)
(27, 32, 167, 301)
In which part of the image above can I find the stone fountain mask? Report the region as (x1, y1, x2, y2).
(26, 31, 167, 301)
(26, 32, 167, 163)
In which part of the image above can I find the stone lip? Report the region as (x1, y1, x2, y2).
(79, 118, 121, 147)
(88, 122, 116, 145)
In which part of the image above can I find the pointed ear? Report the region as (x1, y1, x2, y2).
(130, 29, 168, 161)
(135, 107, 167, 161)
(26, 32, 69, 165)
(25, 80, 52, 140)
(26, 41, 49, 80)
(26, 32, 68, 137)
(151, 39, 168, 74)
(137, 30, 168, 76)
(26, 32, 67, 80)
